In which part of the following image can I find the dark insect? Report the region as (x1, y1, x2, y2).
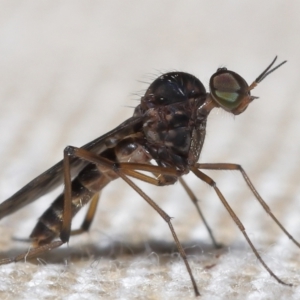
(0, 57, 294, 296)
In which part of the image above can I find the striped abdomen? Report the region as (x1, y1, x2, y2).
(30, 137, 151, 245)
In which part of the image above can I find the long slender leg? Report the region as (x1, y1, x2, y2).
(115, 170, 200, 296)
(0, 241, 64, 265)
(62, 146, 200, 296)
(121, 167, 220, 248)
(71, 193, 100, 236)
(59, 148, 74, 243)
(192, 167, 292, 286)
(179, 177, 221, 249)
(197, 163, 300, 248)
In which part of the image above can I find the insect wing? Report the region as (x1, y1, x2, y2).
(0, 116, 143, 219)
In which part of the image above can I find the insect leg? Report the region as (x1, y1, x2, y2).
(59, 146, 74, 243)
(119, 168, 220, 248)
(116, 171, 200, 297)
(179, 177, 221, 249)
(192, 167, 292, 286)
(63, 146, 200, 296)
(71, 192, 100, 236)
(197, 163, 300, 248)
(0, 240, 64, 265)
(110, 166, 220, 248)
(60, 146, 179, 245)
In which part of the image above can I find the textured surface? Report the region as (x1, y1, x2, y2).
(0, 1, 300, 299)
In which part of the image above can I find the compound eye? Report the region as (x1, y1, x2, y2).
(209, 69, 249, 110)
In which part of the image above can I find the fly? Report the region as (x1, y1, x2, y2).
(0, 57, 294, 296)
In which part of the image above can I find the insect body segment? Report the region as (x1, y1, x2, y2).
(0, 57, 292, 297)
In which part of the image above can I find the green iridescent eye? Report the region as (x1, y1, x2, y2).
(209, 68, 249, 110)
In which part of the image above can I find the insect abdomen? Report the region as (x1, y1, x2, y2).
(30, 164, 111, 245)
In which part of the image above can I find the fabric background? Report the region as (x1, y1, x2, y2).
(0, 1, 300, 299)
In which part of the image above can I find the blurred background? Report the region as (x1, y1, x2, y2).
(0, 1, 300, 299)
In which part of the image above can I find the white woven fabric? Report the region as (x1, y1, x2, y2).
(0, 2, 300, 299)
